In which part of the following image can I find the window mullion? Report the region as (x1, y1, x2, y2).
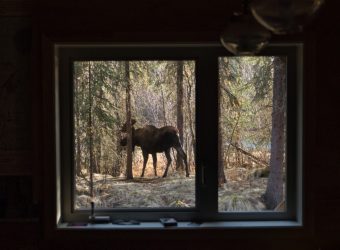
(196, 52, 219, 219)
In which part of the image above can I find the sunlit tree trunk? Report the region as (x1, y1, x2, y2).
(88, 62, 94, 197)
(76, 120, 82, 176)
(263, 57, 286, 209)
(125, 61, 133, 180)
(186, 80, 196, 169)
(114, 111, 123, 177)
(74, 66, 82, 177)
(94, 86, 104, 174)
(176, 61, 184, 171)
(234, 130, 242, 166)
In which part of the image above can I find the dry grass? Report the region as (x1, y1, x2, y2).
(76, 174, 195, 209)
(130, 152, 196, 178)
(75, 155, 283, 212)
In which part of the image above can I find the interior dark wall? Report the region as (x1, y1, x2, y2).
(0, 0, 340, 249)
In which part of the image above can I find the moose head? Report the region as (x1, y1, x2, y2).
(121, 118, 137, 133)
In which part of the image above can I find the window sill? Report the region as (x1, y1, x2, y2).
(58, 220, 302, 230)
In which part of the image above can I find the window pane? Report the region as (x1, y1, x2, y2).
(218, 57, 287, 212)
(73, 60, 196, 209)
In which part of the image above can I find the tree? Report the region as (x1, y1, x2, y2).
(88, 62, 95, 197)
(218, 58, 240, 186)
(74, 63, 82, 177)
(263, 57, 286, 209)
(184, 62, 196, 168)
(125, 61, 133, 180)
(113, 110, 123, 177)
(218, 80, 227, 186)
(176, 61, 184, 171)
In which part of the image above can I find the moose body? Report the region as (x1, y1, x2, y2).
(120, 121, 189, 178)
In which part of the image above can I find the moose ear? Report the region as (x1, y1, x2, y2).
(121, 119, 136, 132)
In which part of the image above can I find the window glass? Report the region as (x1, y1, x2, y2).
(73, 60, 196, 209)
(218, 57, 287, 212)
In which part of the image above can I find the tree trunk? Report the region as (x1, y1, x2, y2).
(114, 111, 122, 177)
(74, 66, 82, 177)
(161, 85, 167, 126)
(91, 113, 100, 174)
(263, 57, 286, 209)
(96, 136, 102, 174)
(88, 62, 94, 198)
(186, 81, 196, 169)
(218, 76, 227, 186)
(125, 61, 133, 180)
(234, 133, 242, 166)
(94, 86, 104, 174)
(76, 122, 82, 176)
(176, 61, 184, 171)
(228, 142, 269, 168)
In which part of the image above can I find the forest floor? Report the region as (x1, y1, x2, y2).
(75, 166, 269, 211)
(218, 172, 267, 211)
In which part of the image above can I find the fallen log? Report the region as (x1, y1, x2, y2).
(227, 142, 269, 168)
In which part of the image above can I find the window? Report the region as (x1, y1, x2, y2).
(73, 59, 196, 210)
(56, 44, 302, 224)
(218, 56, 287, 213)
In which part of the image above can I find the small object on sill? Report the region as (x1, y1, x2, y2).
(89, 215, 111, 224)
(67, 222, 88, 227)
(112, 219, 140, 225)
(88, 201, 110, 224)
(160, 218, 177, 227)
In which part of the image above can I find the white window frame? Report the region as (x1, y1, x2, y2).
(54, 43, 303, 227)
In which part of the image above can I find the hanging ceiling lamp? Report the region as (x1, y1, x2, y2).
(250, 0, 325, 34)
(220, 0, 271, 55)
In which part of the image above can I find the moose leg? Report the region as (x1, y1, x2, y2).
(163, 149, 172, 178)
(175, 146, 189, 177)
(152, 153, 157, 176)
(141, 150, 149, 178)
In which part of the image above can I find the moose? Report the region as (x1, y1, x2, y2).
(120, 119, 189, 178)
